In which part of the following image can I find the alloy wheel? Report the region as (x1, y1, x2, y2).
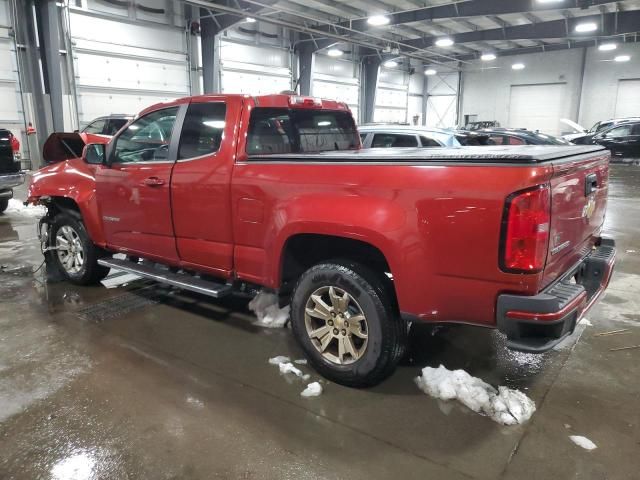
(304, 286, 369, 365)
(55, 225, 85, 275)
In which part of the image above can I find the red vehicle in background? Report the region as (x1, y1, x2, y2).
(0, 128, 24, 213)
(26, 94, 615, 387)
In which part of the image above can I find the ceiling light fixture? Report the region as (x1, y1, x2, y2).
(383, 59, 398, 68)
(435, 37, 454, 47)
(537, 0, 564, 3)
(481, 53, 497, 61)
(368, 15, 390, 26)
(327, 48, 343, 57)
(575, 22, 597, 33)
(512, 63, 525, 70)
(424, 69, 437, 75)
(614, 55, 630, 62)
(245, 17, 256, 23)
(598, 43, 617, 51)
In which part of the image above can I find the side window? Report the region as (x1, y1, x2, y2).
(83, 119, 106, 134)
(419, 136, 441, 147)
(105, 118, 128, 136)
(606, 125, 632, 137)
(489, 136, 504, 145)
(631, 124, 640, 136)
(359, 133, 368, 145)
(507, 136, 526, 145)
(111, 107, 178, 164)
(371, 133, 418, 148)
(178, 102, 226, 159)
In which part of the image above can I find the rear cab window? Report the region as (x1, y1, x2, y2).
(247, 108, 359, 155)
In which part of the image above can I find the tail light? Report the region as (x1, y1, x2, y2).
(9, 132, 19, 152)
(288, 96, 322, 108)
(500, 185, 551, 273)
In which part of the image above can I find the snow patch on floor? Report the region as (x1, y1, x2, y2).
(414, 365, 536, 425)
(279, 362, 304, 377)
(570, 435, 597, 450)
(301, 382, 323, 397)
(5, 199, 46, 218)
(268, 355, 290, 365)
(580, 317, 593, 326)
(294, 359, 308, 365)
(248, 291, 290, 328)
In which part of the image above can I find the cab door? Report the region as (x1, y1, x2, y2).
(95, 105, 183, 262)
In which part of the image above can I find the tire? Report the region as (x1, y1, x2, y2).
(0, 197, 8, 214)
(49, 212, 110, 285)
(290, 261, 407, 388)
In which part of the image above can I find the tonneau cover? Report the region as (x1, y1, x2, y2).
(249, 145, 606, 163)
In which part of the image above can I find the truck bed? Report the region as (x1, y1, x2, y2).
(248, 145, 606, 163)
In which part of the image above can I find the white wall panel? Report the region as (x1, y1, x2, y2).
(77, 91, 179, 121)
(374, 67, 409, 123)
(312, 55, 360, 118)
(508, 83, 566, 134)
(614, 79, 640, 118)
(219, 40, 291, 95)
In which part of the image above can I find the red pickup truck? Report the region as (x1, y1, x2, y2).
(27, 94, 615, 387)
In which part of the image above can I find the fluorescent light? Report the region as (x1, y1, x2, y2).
(367, 15, 390, 26)
(424, 68, 437, 75)
(317, 121, 331, 126)
(435, 37, 454, 47)
(327, 48, 343, 57)
(245, 17, 256, 23)
(480, 53, 496, 61)
(575, 22, 597, 33)
(537, 0, 564, 3)
(614, 55, 630, 62)
(203, 120, 225, 129)
(383, 60, 398, 68)
(598, 43, 617, 51)
(512, 63, 525, 70)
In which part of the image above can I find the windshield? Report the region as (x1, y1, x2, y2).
(529, 132, 570, 145)
(247, 108, 359, 155)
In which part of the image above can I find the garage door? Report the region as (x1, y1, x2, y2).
(508, 83, 566, 135)
(614, 79, 640, 118)
(69, 8, 190, 129)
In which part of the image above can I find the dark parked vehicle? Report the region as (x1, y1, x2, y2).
(481, 128, 571, 146)
(0, 128, 24, 213)
(454, 130, 491, 145)
(592, 121, 640, 159)
(563, 117, 640, 144)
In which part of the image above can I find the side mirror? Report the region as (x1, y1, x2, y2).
(83, 143, 106, 165)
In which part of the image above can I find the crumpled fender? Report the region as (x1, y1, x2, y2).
(27, 158, 106, 246)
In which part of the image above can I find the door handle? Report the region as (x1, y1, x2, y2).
(143, 176, 165, 187)
(585, 173, 598, 196)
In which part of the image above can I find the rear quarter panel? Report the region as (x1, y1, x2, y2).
(231, 160, 554, 326)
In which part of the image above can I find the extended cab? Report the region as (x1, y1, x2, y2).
(27, 94, 615, 387)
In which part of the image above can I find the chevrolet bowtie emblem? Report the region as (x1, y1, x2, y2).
(582, 196, 596, 220)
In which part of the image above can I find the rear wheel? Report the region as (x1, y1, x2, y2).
(49, 212, 110, 285)
(0, 197, 8, 214)
(290, 261, 406, 388)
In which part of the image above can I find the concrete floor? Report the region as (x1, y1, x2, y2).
(1, 165, 638, 480)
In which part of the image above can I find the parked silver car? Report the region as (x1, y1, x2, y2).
(359, 124, 461, 148)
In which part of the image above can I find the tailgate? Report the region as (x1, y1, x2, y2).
(542, 150, 610, 286)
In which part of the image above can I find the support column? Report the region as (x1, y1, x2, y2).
(200, 8, 220, 94)
(297, 46, 314, 95)
(37, 0, 64, 133)
(361, 57, 380, 124)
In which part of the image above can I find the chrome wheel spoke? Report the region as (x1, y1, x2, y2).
(349, 323, 368, 339)
(306, 306, 330, 321)
(309, 324, 331, 340)
(319, 332, 333, 352)
(343, 336, 358, 360)
(310, 294, 332, 317)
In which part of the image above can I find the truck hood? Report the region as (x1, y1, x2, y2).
(560, 119, 586, 134)
(42, 132, 110, 164)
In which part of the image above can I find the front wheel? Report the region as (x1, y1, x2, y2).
(290, 261, 406, 388)
(49, 212, 110, 285)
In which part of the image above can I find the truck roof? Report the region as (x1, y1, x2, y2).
(249, 145, 607, 163)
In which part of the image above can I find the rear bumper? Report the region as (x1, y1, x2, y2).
(497, 238, 616, 353)
(0, 173, 25, 191)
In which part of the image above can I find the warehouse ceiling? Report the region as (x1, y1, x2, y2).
(190, 0, 640, 67)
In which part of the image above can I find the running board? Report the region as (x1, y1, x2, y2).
(97, 257, 232, 298)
